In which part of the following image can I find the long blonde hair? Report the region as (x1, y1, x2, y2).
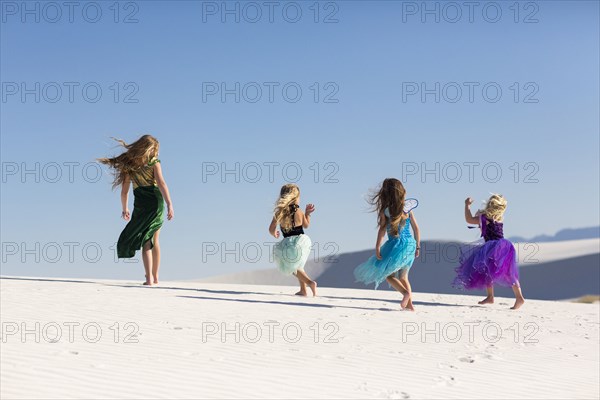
(98, 135, 159, 189)
(370, 178, 407, 236)
(274, 184, 300, 231)
(481, 194, 507, 222)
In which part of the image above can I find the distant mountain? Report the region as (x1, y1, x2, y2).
(509, 226, 600, 243)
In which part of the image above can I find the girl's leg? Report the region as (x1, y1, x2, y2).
(295, 269, 317, 297)
(141, 240, 154, 286)
(397, 269, 414, 311)
(292, 273, 308, 296)
(151, 230, 161, 284)
(479, 287, 494, 304)
(511, 282, 525, 310)
(386, 275, 407, 293)
(386, 274, 414, 311)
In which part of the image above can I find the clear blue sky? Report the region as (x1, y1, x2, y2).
(1, 0, 599, 279)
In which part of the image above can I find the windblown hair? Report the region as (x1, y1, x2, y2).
(370, 178, 407, 236)
(274, 184, 300, 232)
(98, 135, 159, 189)
(481, 194, 507, 222)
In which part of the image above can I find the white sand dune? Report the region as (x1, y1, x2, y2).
(1, 277, 598, 399)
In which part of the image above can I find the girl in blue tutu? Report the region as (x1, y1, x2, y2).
(453, 195, 525, 310)
(354, 178, 421, 311)
(269, 184, 317, 297)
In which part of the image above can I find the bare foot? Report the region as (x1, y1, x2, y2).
(401, 293, 411, 309)
(399, 290, 407, 309)
(143, 275, 155, 286)
(308, 281, 317, 297)
(478, 296, 494, 305)
(295, 290, 308, 296)
(404, 302, 415, 311)
(511, 297, 525, 310)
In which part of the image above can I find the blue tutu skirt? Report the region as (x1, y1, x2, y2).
(354, 235, 417, 289)
(453, 238, 519, 290)
(273, 234, 312, 275)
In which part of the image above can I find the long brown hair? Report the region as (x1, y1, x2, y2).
(98, 135, 159, 189)
(274, 184, 300, 231)
(369, 178, 407, 236)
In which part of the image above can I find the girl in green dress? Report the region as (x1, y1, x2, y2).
(99, 135, 174, 286)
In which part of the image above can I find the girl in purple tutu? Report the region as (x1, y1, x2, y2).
(453, 194, 525, 310)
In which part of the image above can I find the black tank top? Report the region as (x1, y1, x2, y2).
(281, 204, 304, 238)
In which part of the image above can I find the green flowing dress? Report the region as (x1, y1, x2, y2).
(117, 158, 164, 258)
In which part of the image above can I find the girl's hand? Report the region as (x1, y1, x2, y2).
(465, 197, 474, 206)
(305, 204, 315, 216)
(167, 205, 174, 220)
(274, 230, 280, 239)
(376, 248, 382, 260)
(415, 246, 420, 258)
(121, 209, 130, 221)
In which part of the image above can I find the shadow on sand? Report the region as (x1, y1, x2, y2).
(1, 276, 468, 309)
(177, 295, 399, 312)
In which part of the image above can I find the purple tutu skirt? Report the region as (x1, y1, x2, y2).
(453, 238, 519, 290)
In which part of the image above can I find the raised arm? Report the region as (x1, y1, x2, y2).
(464, 197, 480, 225)
(409, 211, 420, 258)
(154, 163, 174, 220)
(120, 175, 131, 220)
(302, 203, 315, 228)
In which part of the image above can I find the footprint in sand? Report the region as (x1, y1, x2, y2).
(438, 362, 457, 369)
(484, 344, 502, 356)
(435, 375, 457, 386)
(378, 389, 410, 399)
(460, 351, 499, 363)
(481, 352, 501, 360)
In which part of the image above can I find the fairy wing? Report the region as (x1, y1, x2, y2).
(404, 198, 418, 214)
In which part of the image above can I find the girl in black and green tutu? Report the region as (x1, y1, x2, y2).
(99, 135, 174, 286)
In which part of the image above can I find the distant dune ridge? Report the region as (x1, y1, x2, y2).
(200, 238, 600, 301)
(508, 225, 600, 243)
